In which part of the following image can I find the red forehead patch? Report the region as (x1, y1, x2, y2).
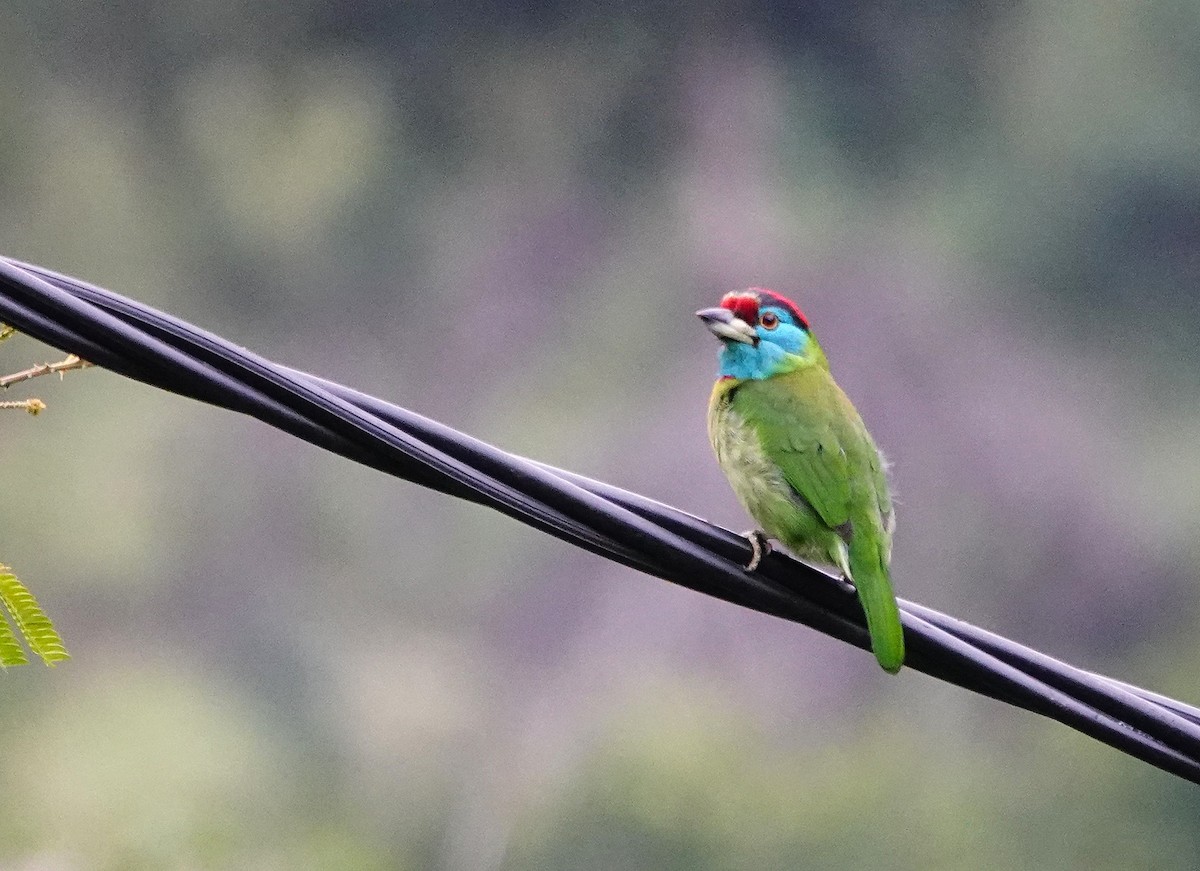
(719, 292, 759, 325)
(720, 288, 809, 329)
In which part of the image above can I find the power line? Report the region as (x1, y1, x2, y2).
(2, 256, 1199, 784)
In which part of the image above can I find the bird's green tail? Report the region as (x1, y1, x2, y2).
(848, 534, 905, 674)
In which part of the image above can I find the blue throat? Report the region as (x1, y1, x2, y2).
(717, 337, 804, 380)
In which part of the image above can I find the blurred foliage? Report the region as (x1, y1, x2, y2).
(0, 567, 69, 666)
(508, 681, 1200, 871)
(3, 0, 1200, 867)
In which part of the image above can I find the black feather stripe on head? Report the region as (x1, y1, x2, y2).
(749, 288, 809, 330)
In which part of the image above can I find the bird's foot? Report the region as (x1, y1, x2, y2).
(741, 529, 772, 571)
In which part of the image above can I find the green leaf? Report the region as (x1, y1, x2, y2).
(0, 566, 70, 666)
(0, 612, 29, 666)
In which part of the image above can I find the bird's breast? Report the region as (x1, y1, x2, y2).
(707, 392, 793, 525)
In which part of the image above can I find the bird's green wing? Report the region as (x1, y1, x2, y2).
(734, 369, 904, 672)
(736, 370, 877, 534)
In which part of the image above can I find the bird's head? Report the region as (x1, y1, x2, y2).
(696, 288, 818, 380)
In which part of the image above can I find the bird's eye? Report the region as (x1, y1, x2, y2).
(760, 311, 779, 329)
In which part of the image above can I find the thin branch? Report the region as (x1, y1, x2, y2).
(0, 354, 91, 390)
(0, 398, 46, 415)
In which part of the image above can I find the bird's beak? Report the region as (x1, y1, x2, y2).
(696, 307, 758, 346)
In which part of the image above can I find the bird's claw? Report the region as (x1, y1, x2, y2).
(741, 529, 771, 571)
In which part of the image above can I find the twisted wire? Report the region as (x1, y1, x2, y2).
(2, 256, 1198, 784)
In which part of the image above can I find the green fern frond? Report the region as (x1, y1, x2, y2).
(0, 612, 29, 666)
(0, 567, 69, 666)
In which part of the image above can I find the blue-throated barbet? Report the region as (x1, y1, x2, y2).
(698, 288, 904, 673)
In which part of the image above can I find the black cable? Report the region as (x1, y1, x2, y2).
(3, 256, 1200, 784)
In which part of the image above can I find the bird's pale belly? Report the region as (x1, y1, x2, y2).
(709, 404, 792, 520)
(708, 401, 841, 568)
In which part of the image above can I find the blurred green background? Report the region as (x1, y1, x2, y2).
(3, 2, 1200, 868)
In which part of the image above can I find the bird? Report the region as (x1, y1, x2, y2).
(697, 288, 904, 673)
